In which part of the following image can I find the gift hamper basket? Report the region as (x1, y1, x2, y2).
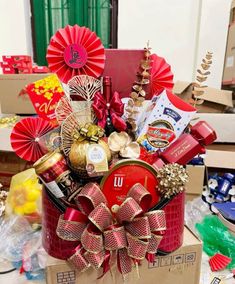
(9, 25, 217, 278)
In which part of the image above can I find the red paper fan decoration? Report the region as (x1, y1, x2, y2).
(46, 25, 105, 83)
(209, 253, 231, 272)
(11, 117, 54, 162)
(149, 53, 174, 98)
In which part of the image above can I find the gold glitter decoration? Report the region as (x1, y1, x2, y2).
(156, 163, 188, 198)
(0, 116, 18, 128)
(72, 123, 105, 143)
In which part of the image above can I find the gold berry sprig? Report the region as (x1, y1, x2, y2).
(125, 42, 151, 131)
(191, 52, 213, 107)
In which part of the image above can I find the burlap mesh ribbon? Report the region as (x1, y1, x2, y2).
(56, 182, 166, 276)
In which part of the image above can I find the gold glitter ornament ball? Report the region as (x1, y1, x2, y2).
(69, 139, 111, 170)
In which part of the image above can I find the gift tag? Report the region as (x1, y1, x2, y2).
(100, 159, 160, 209)
(86, 144, 108, 177)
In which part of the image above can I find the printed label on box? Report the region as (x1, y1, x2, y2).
(148, 252, 197, 270)
(226, 56, 234, 68)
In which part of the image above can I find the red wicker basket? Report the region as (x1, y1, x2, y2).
(42, 187, 185, 259)
(158, 191, 185, 253)
(42, 188, 78, 260)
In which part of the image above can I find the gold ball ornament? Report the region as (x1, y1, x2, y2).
(69, 139, 111, 170)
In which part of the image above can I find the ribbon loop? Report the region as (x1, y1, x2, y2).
(75, 183, 106, 215)
(147, 234, 163, 254)
(116, 197, 143, 223)
(125, 216, 151, 239)
(81, 225, 103, 253)
(88, 203, 112, 231)
(56, 214, 87, 241)
(126, 233, 149, 260)
(84, 250, 105, 270)
(127, 183, 152, 212)
(69, 247, 90, 273)
(104, 226, 127, 250)
(145, 210, 166, 234)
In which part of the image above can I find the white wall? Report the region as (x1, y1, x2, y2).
(0, 0, 231, 88)
(196, 0, 231, 88)
(0, 0, 33, 69)
(118, 0, 231, 89)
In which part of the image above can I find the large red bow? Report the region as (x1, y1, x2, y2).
(92, 91, 127, 132)
(56, 183, 166, 277)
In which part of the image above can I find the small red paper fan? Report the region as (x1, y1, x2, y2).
(46, 25, 105, 83)
(10, 117, 54, 162)
(149, 53, 174, 98)
(209, 253, 232, 272)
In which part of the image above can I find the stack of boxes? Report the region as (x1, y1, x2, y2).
(0, 55, 49, 74)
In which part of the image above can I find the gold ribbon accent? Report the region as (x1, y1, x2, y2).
(73, 123, 104, 143)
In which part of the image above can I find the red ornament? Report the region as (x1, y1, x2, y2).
(10, 117, 54, 162)
(46, 25, 105, 83)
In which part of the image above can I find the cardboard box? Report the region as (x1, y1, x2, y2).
(2, 55, 32, 63)
(205, 149, 235, 170)
(46, 227, 202, 284)
(0, 151, 31, 189)
(186, 165, 206, 201)
(0, 74, 51, 114)
(223, 0, 235, 85)
(173, 81, 233, 113)
(192, 113, 235, 143)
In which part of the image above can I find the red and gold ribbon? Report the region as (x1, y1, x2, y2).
(56, 182, 166, 276)
(92, 91, 127, 132)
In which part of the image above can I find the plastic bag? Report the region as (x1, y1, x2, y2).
(185, 197, 210, 236)
(0, 215, 41, 262)
(196, 215, 235, 269)
(6, 168, 42, 223)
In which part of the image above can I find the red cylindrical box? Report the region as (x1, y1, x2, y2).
(42, 188, 78, 260)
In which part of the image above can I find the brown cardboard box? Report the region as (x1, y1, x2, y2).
(46, 227, 202, 284)
(0, 151, 31, 189)
(0, 118, 32, 188)
(192, 113, 235, 143)
(186, 165, 206, 202)
(205, 149, 235, 170)
(223, 1, 235, 85)
(173, 81, 233, 113)
(0, 74, 51, 114)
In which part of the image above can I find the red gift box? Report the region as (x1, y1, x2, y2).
(2, 66, 16, 74)
(160, 133, 204, 165)
(0, 62, 11, 68)
(11, 62, 33, 69)
(2, 55, 32, 63)
(33, 66, 50, 73)
(17, 67, 33, 74)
